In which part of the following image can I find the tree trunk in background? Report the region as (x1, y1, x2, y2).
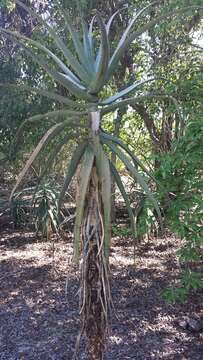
(80, 165, 110, 360)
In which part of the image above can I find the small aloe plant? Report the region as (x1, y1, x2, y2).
(1, 1, 201, 358)
(33, 182, 60, 239)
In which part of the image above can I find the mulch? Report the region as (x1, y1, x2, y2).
(0, 226, 203, 360)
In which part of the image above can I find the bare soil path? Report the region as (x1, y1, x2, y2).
(0, 226, 203, 360)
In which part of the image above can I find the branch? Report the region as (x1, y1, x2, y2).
(131, 103, 160, 146)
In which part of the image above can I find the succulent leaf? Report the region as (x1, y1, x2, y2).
(73, 146, 95, 262)
(58, 141, 87, 212)
(10, 123, 65, 200)
(0, 27, 82, 85)
(110, 161, 137, 242)
(0, 82, 83, 108)
(89, 12, 110, 94)
(11, 112, 84, 162)
(106, 7, 127, 35)
(15, 0, 90, 83)
(100, 78, 156, 105)
(105, 141, 162, 225)
(107, 1, 160, 79)
(3, 32, 96, 102)
(57, 4, 94, 78)
(4, 35, 88, 99)
(39, 134, 72, 183)
(101, 132, 155, 181)
(88, 15, 96, 56)
(82, 18, 95, 73)
(107, 4, 203, 80)
(58, 72, 97, 101)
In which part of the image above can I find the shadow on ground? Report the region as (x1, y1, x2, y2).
(0, 229, 203, 360)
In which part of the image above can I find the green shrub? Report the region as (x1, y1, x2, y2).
(157, 115, 203, 301)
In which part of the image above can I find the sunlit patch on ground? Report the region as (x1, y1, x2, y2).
(0, 228, 203, 359)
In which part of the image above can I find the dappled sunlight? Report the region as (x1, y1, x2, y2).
(109, 335, 123, 345)
(1, 225, 203, 358)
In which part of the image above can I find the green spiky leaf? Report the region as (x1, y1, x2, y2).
(82, 18, 95, 73)
(39, 134, 73, 182)
(110, 161, 137, 245)
(0, 82, 83, 108)
(57, 4, 93, 77)
(89, 12, 110, 94)
(88, 15, 96, 55)
(100, 78, 156, 105)
(106, 141, 162, 225)
(107, 4, 203, 79)
(58, 141, 87, 212)
(13, 111, 84, 152)
(10, 122, 65, 200)
(3, 34, 96, 101)
(73, 146, 94, 262)
(15, 0, 90, 83)
(0, 27, 83, 85)
(106, 7, 126, 35)
(93, 138, 111, 260)
(101, 132, 155, 181)
(107, 2, 157, 79)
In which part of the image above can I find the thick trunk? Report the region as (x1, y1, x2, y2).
(80, 165, 110, 360)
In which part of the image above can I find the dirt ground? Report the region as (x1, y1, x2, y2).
(0, 225, 203, 360)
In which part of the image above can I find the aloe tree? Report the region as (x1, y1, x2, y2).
(1, 1, 202, 359)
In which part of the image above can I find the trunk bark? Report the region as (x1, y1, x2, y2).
(80, 165, 110, 360)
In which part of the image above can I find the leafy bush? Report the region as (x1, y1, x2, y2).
(162, 271, 203, 304)
(135, 197, 158, 240)
(157, 115, 203, 301)
(112, 224, 132, 237)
